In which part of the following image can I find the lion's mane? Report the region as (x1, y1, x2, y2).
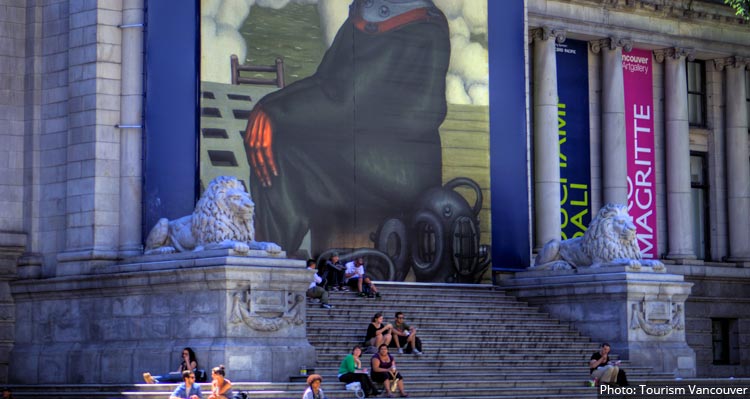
(582, 203, 642, 264)
(191, 176, 255, 244)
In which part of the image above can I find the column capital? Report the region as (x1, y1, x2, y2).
(529, 27, 566, 44)
(653, 47, 695, 63)
(589, 37, 633, 54)
(713, 56, 750, 71)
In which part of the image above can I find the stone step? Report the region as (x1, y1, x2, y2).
(313, 359, 590, 369)
(22, 375, 745, 399)
(330, 301, 544, 313)
(128, 379, 593, 392)
(308, 313, 559, 324)
(307, 307, 548, 318)
(318, 293, 532, 306)
(311, 340, 590, 350)
(307, 322, 577, 332)
(125, 386, 600, 399)
(311, 350, 593, 359)
(308, 336, 592, 347)
(308, 363, 668, 380)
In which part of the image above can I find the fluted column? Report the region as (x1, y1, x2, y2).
(715, 57, 750, 261)
(591, 38, 632, 205)
(531, 27, 565, 248)
(655, 48, 696, 260)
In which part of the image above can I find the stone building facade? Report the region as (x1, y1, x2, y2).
(0, 0, 748, 383)
(526, 0, 750, 378)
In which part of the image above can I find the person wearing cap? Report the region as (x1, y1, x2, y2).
(302, 374, 326, 399)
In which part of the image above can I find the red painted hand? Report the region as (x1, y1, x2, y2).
(244, 107, 278, 187)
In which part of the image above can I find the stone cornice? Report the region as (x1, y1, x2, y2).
(529, 27, 567, 44)
(589, 37, 633, 54)
(582, 0, 749, 26)
(713, 56, 750, 71)
(653, 47, 695, 63)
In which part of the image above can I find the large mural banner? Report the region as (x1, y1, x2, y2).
(555, 39, 591, 240)
(199, 0, 495, 283)
(623, 48, 658, 258)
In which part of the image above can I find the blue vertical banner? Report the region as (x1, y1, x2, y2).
(143, 0, 199, 238)
(555, 39, 591, 239)
(489, 0, 530, 269)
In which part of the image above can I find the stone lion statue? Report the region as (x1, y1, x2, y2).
(145, 176, 282, 255)
(532, 203, 665, 272)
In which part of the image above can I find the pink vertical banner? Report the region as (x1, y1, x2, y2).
(623, 48, 658, 258)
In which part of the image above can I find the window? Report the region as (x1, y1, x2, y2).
(687, 60, 706, 126)
(690, 153, 709, 260)
(712, 318, 739, 365)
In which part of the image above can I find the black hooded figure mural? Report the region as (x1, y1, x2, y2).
(243, 0, 451, 256)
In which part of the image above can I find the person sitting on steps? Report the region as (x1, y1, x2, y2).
(370, 344, 408, 398)
(344, 257, 381, 298)
(169, 370, 202, 399)
(338, 345, 380, 398)
(323, 253, 346, 291)
(302, 374, 326, 399)
(390, 312, 422, 355)
(365, 312, 393, 349)
(144, 347, 201, 384)
(207, 365, 232, 399)
(306, 259, 333, 309)
(589, 342, 622, 386)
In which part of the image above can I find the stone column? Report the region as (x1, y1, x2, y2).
(591, 38, 632, 205)
(531, 27, 565, 249)
(715, 57, 750, 262)
(56, 2, 124, 275)
(118, 0, 145, 258)
(655, 48, 696, 261)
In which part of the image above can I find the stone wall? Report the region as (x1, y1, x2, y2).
(680, 265, 750, 377)
(9, 251, 315, 384)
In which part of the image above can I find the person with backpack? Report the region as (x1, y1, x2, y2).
(390, 312, 422, 355)
(344, 257, 381, 298)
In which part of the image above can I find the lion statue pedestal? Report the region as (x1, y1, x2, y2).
(10, 251, 318, 384)
(9, 177, 318, 384)
(501, 204, 696, 377)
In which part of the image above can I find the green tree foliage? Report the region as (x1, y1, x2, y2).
(725, 0, 750, 19)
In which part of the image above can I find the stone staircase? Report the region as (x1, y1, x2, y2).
(300, 283, 637, 398)
(13, 282, 748, 398)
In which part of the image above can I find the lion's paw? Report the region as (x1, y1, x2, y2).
(530, 260, 572, 271)
(627, 259, 642, 270)
(641, 259, 666, 272)
(233, 242, 250, 253)
(145, 246, 176, 255)
(264, 242, 282, 254)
